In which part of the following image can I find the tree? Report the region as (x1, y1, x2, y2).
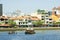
(53, 22, 60, 27)
(8, 20, 16, 28)
(37, 9, 45, 14)
(32, 20, 44, 27)
(53, 22, 60, 24)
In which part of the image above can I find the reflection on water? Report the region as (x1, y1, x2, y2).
(0, 30, 60, 40)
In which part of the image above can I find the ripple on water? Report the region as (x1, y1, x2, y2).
(0, 30, 60, 40)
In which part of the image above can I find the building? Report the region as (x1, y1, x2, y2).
(50, 15, 59, 22)
(48, 11, 52, 16)
(50, 7, 60, 22)
(31, 9, 48, 20)
(31, 9, 53, 24)
(41, 14, 53, 24)
(52, 7, 60, 17)
(0, 16, 11, 28)
(10, 15, 40, 27)
(0, 16, 9, 24)
(0, 4, 2, 16)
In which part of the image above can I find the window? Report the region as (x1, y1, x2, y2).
(46, 21, 48, 23)
(19, 22, 20, 24)
(55, 11, 56, 15)
(42, 18, 44, 20)
(25, 19, 27, 21)
(0, 18, 4, 21)
(19, 19, 23, 21)
(42, 16, 44, 17)
(49, 22, 52, 24)
(23, 22, 25, 24)
(49, 19, 52, 20)
(28, 20, 31, 22)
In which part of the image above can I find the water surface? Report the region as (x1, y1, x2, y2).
(0, 30, 60, 40)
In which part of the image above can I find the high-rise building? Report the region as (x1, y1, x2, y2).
(0, 4, 2, 16)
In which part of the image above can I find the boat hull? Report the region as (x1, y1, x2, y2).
(25, 30, 35, 34)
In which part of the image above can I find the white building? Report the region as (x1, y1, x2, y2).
(52, 7, 60, 15)
(12, 15, 40, 27)
(19, 18, 32, 27)
(41, 14, 53, 24)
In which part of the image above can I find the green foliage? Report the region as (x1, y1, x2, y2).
(14, 26, 17, 28)
(8, 20, 16, 26)
(37, 9, 45, 14)
(0, 22, 2, 24)
(32, 20, 44, 26)
(0, 21, 5, 24)
(54, 22, 60, 24)
(37, 9, 41, 12)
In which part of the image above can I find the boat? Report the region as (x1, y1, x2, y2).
(8, 31, 16, 34)
(25, 27, 35, 34)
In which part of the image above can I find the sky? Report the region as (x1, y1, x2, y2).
(0, 0, 60, 15)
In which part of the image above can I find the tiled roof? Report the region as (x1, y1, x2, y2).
(9, 16, 40, 21)
(0, 16, 8, 19)
(52, 6, 60, 10)
(30, 16, 40, 21)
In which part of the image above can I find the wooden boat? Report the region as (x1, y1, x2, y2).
(25, 28, 35, 34)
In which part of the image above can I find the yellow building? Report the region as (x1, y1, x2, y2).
(50, 15, 59, 22)
(51, 6, 60, 22)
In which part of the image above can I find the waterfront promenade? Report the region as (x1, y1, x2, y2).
(0, 27, 60, 31)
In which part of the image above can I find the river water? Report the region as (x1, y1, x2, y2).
(0, 30, 60, 40)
